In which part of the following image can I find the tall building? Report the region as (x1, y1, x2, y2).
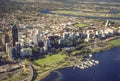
(2, 34, 9, 46)
(8, 47, 16, 60)
(31, 28, 40, 45)
(15, 42, 21, 58)
(12, 24, 18, 46)
(44, 39, 51, 51)
(1, 34, 5, 45)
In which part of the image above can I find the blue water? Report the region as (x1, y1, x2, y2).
(41, 47, 120, 81)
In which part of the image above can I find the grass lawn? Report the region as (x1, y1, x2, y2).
(92, 38, 120, 53)
(51, 10, 114, 17)
(71, 50, 81, 55)
(108, 39, 120, 46)
(34, 54, 67, 66)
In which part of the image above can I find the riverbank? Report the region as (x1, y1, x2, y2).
(40, 9, 120, 20)
(34, 61, 73, 81)
(41, 47, 120, 81)
(32, 38, 120, 81)
(92, 37, 120, 54)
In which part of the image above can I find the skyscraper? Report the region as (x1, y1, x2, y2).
(12, 24, 18, 47)
(31, 28, 40, 45)
(15, 42, 21, 58)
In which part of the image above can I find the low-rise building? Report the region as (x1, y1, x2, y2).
(20, 48, 32, 57)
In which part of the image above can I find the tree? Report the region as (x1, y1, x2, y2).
(32, 46, 38, 54)
(61, 48, 67, 55)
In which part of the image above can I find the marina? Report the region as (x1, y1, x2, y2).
(73, 59, 99, 69)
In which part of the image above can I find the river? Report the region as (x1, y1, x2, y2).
(41, 47, 120, 81)
(40, 9, 120, 20)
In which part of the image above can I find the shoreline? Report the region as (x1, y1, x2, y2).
(37, 63, 73, 81)
(92, 37, 120, 54)
(35, 38, 120, 81)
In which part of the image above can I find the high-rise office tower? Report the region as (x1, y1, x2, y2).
(32, 28, 40, 45)
(12, 24, 18, 47)
(15, 42, 21, 58)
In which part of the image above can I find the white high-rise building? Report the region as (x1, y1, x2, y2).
(44, 39, 51, 51)
(31, 28, 40, 45)
(87, 32, 90, 39)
